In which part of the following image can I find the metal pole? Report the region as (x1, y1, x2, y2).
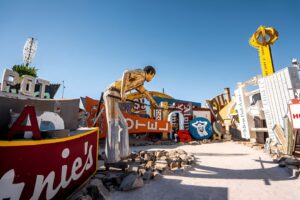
(62, 81, 65, 99)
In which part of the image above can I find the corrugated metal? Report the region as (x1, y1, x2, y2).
(258, 67, 300, 141)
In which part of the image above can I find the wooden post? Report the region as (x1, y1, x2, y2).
(161, 101, 169, 140)
(284, 116, 295, 155)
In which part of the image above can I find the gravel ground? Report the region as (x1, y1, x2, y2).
(109, 141, 300, 200)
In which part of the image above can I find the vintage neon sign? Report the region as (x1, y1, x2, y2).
(1, 68, 50, 98)
(0, 129, 98, 199)
(288, 99, 300, 129)
(174, 102, 193, 130)
(123, 113, 170, 133)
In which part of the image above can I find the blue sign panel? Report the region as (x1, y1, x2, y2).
(189, 117, 213, 140)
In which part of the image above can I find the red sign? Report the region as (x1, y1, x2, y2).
(0, 129, 99, 200)
(288, 99, 300, 129)
(175, 102, 193, 130)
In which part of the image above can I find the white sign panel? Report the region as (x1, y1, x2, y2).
(234, 87, 251, 139)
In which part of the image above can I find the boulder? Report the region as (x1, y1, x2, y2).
(142, 170, 153, 182)
(170, 161, 180, 169)
(285, 158, 300, 166)
(279, 161, 286, 168)
(153, 171, 163, 180)
(179, 154, 189, 161)
(145, 160, 154, 169)
(162, 168, 173, 175)
(176, 149, 187, 155)
(159, 156, 167, 160)
(138, 168, 146, 176)
(119, 173, 144, 191)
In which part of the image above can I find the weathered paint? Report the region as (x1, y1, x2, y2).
(0, 128, 99, 200)
(258, 67, 300, 141)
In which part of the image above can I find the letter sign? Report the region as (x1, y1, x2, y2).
(288, 99, 300, 129)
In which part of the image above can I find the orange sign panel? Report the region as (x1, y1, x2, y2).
(123, 113, 171, 133)
(84, 97, 171, 139)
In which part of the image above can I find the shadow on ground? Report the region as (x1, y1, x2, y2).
(111, 177, 228, 200)
(170, 157, 296, 186)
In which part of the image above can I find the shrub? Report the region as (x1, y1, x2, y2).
(12, 64, 38, 77)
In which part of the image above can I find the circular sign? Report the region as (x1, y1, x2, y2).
(188, 117, 213, 140)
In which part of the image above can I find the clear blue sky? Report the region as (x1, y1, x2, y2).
(0, 0, 299, 104)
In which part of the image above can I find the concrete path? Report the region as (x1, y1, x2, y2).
(110, 142, 300, 200)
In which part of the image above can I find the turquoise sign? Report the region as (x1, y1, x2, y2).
(189, 117, 213, 140)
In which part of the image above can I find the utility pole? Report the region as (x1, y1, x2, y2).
(62, 81, 65, 99)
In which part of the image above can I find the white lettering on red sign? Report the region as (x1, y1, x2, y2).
(125, 118, 169, 132)
(0, 142, 94, 200)
(289, 103, 300, 129)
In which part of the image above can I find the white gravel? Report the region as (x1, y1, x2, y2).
(110, 141, 300, 200)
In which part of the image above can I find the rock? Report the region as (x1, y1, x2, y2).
(155, 160, 168, 171)
(139, 151, 146, 157)
(176, 149, 187, 155)
(153, 171, 163, 180)
(70, 191, 86, 200)
(156, 160, 168, 164)
(159, 156, 167, 160)
(128, 165, 139, 173)
(162, 168, 173, 175)
(88, 178, 110, 200)
(119, 173, 144, 191)
(182, 164, 192, 171)
(187, 158, 195, 165)
(172, 168, 184, 174)
(108, 185, 115, 192)
(155, 163, 168, 171)
(286, 165, 299, 178)
(188, 141, 199, 145)
(94, 173, 106, 180)
(285, 158, 300, 166)
(279, 161, 286, 168)
(142, 170, 153, 182)
(86, 184, 103, 200)
(129, 152, 139, 161)
(170, 161, 180, 169)
(144, 153, 150, 161)
(179, 154, 189, 161)
(181, 161, 188, 166)
(273, 156, 289, 164)
(79, 195, 93, 200)
(155, 151, 163, 158)
(168, 150, 177, 158)
(138, 168, 146, 176)
(145, 160, 154, 169)
(99, 152, 106, 160)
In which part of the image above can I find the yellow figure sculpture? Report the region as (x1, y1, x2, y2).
(104, 65, 158, 164)
(249, 26, 278, 77)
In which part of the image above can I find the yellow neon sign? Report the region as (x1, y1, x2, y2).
(249, 26, 278, 77)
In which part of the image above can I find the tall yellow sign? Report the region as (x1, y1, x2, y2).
(249, 26, 278, 77)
